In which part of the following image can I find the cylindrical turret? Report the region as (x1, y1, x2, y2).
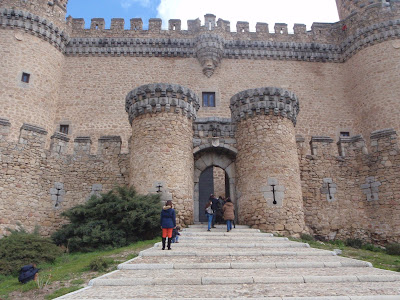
(231, 87, 305, 235)
(125, 83, 200, 225)
(0, 0, 69, 141)
(336, 0, 390, 20)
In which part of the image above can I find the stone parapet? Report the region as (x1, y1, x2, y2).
(370, 128, 398, 153)
(50, 132, 70, 155)
(310, 136, 334, 156)
(337, 135, 367, 156)
(0, 118, 11, 140)
(73, 136, 92, 156)
(19, 123, 47, 147)
(125, 83, 200, 124)
(230, 87, 300, 126)
(0, 8, 69, 52)
(98, 136, 122, 156)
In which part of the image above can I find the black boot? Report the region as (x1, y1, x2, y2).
(167, 238, 172, 250)
(162, 237, 166, 250)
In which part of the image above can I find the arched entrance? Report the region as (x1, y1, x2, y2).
(193, 145, 237, 223)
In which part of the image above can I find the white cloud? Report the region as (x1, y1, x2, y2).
(156, 0, 339, 32)
(121, 0, 151, 9)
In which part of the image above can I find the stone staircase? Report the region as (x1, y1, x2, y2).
(57, 225, 400, 299)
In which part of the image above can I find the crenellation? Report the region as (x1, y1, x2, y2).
(236, 21, 250, 33)
(169, 19, 181, 31)
(148, 18, 162, 32)
(216, 18, 230, 32)
(188, 18, 201, 32)
(256, 22, 269, 34)
(204, 14, 216, 30)
(90, 18, 105, 30)
(310, 136, 335, 156)
(337, 135, 367, 157)
(73, 136, 92, 156)
(130, 18, 143, 31)
(71, 17, 84, 30)
(370, 128, 398, 153)
(111, 18, 124, 31)
(274, 23, 288, 35)
(97, 136, 122, 156)
(293, 23, 307, 34)
(50, 132, 69, 155)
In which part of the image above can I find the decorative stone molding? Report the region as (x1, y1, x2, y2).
(370, 128, 397, 140)
(337, 135, 367, 156)
(0, 118, 11, 127)
(230, 87, 300, 126)
(261, 178, 285, 207)
(21, 123, 48, 135)
(0, 9, 69, 52)
(310, 136, 334, 155)
(125, 83, 200, 125)
(195, 33, 224, 77)
(361, 177, 381, 201)
(320, 178, 337, 202)
(193, 117, 235, 138)
(51, 131, 69, 142)
(50, 132, 69, 154)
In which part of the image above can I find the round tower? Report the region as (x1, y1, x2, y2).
(336, 0, 391, 20)
(0, 0, 69, 141)
(231, 87, 305, 235)
(125, 83, 200, 225)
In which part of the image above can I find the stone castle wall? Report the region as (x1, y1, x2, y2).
(298, 129, 400, 244)
(0, 120, 128, 237)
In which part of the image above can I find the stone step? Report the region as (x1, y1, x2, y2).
(153, 242, 310, 248)
(181, 235, 287, 241)
(57, 282, 400, 299)
(181, 232, 273, 236)
(95, 267, 394, 282)
(57, 225, 400, 299)
(188, 224, 250, 229)
(118, 260, 373, 270)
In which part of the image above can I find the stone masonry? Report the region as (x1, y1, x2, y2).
(1, 0, 400, 243)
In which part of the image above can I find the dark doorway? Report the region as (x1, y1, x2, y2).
(199, 167, 214, 222)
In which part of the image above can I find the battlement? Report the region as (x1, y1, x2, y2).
(336, 0, 398, 20)
(0, 119, 123, 158)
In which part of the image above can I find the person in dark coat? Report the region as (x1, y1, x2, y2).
(18, 264, 39, 284)
(160, 200, 176, 250)
(210, 194, 219, 228)
(223, 198, 235, 232)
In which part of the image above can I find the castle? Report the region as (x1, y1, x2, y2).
(1, 0, 400, 244)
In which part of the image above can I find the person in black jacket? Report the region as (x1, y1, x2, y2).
(160, 200, 176, 250)
(18, 264, 39, 284)
(210, 194, 219, 228)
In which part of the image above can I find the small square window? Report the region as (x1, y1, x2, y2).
(202, 92, 216, 107)
(60, 125, 69, 134)
(340, 131, 350, 137)
(21, 72, 30, 83)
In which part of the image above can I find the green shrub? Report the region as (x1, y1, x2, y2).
(0, 226, 62, 276)
(345, 238, 363, 249)
(300, 233, 315, 241)
(362, 243, 383, 252)
(386, 243, 400, 255)
(52, 186, 162, 252)
(88, 257, 113, 272)
(329, 239, 345, 248)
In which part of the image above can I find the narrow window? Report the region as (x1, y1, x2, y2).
(340, 131, 350, 137)
(60, 125, 69, 134)
(21, 72, 30, 83)
(202, 92, 216, 107)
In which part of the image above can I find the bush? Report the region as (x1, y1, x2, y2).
(0, 226, 62, 276)
(52, 186, 162, 252)
(89, 257, 113, 272)
(329, 239, 345, 248)
(362, 243, 383, 252)
(300, 233, 315, 241)
(345, 238, 363, 249)
(386, 243, 400, 255)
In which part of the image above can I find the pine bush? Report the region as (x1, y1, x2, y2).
(0, 226, 62, 276)
(52, 186, 162, 252)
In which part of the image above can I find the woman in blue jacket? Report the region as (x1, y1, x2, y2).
(160, 200, 176, 250)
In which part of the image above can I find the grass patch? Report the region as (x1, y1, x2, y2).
(0, 238, 159, 299)
(291, 237, 400, 272)
(45, 286, 82, 300)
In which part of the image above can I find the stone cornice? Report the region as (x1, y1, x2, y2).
(64, 19, 400, 64)
(125, 83, 200, 124)
(230, 87, 300, 126)
(0, 8, 69, 52)
(193, 117, 235, 138)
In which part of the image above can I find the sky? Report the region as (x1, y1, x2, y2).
(67, 0, 340, 33)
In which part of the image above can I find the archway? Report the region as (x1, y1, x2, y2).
(193, 146, 237, 223)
